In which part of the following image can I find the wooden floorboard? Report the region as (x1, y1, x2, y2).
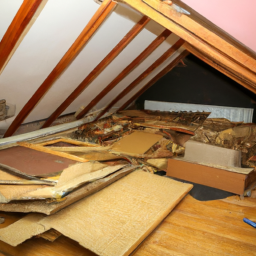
(1, 195, 256, 255)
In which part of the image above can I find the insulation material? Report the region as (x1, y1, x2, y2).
(112, 131, 163, 154)
(0, 171, 192, 254)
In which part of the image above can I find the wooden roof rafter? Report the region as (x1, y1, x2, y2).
(4, 0, 117, 138)
(75, 28, 172, 119)
(115, 0, 256, 94)
(118, 50, 189, 111)
(94, 38, 185, 120)
(0, 0, 44, 75)
(41, 15, 150, 128)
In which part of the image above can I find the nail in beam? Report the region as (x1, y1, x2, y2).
(4, 0, 116, 138)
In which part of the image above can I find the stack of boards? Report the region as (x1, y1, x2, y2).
(0, 170, 192, 256)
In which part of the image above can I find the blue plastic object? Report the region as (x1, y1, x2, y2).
(243, 218, 256, 228)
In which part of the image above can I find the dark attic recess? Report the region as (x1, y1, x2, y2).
(136, 54, 256, 123)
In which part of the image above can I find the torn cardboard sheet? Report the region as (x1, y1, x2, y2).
(112, 131, 162, 155)
(17, 163, 128, 200)
(0, 213, 47, 246)
(0, 166, 137, 214)
(0, 170, 192, 256)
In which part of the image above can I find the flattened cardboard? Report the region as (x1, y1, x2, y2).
(112, 131, 162, 155)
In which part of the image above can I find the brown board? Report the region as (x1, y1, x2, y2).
(167, 158, 256, 194)
(0, 146, 77, 176)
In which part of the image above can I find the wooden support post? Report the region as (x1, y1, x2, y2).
(76, 29, 171, 119)
(4, 0, 116, 138)
(118, 50, 189, 111)
(95, 38, 184, 120)
(41, 15, 150, 128)
(0, 0, 43, 73)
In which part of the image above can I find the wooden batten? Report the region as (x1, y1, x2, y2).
(0, 0, 43, 74)
(118, 50, 189, 111)
(42, 15, 150, 128)
(76, 29, 172, 119)
(3, 0, 117, 138)
(95, 38, 185, 119)
(116, 0, 256, 92)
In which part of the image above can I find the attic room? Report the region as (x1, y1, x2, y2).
(0, 0, 256, 255)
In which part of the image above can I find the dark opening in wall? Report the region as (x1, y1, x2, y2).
(136, 54, 256, 122)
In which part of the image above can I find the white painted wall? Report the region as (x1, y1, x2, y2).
(0, 0, 185, 132)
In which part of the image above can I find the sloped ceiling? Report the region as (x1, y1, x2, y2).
(0, 0, 256, 138)
(0, 0, 185, 135)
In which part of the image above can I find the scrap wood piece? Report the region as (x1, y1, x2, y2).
(0, 146, 78, 177)
(18, 163, 129, 200)
(167, 158, 255, 194)
(37, 229, 62, 242)
(37, 170, 192, 256)
(0, 166, 137, 215)
(112, 131, 163, 155)
(0, 213, 47, 247)
(0, 180, 55, 186)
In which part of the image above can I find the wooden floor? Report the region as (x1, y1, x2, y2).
(1, 195, 256, 256)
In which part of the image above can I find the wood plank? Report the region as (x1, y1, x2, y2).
(3, 0, 117, 138)
(0, 0, 43, 73)
(95, 39, 184, 119)
(42, 15, 150, 128)
(116, 0, 256, 93)
(76, 29, 172, 119)
(143, 0, 256, 74)
(118, 50, 189, 110)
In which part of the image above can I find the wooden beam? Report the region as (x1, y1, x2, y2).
(0, 0, 43, 73)
(118, 50, 189, 111)
(95, 38, 184, 120)
(185, 43, 256, 94)
(116, 0, 256, 91)
(41, 15, 150, 128)
(3, 0, 116, 138)
(76, 29, 171, 119)
(143, 0, 256, 74)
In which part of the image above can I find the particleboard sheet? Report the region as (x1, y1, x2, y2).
(0, 146, 77, 176)
(112, 131, 162, 155)
(38, 170, 192, 256)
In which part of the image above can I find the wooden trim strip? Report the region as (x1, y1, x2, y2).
(118, 50, 189, 111)
(76, 29, 172, 119)
(95, 38, 185, 120)
(116, 0, 256, 92)
(0, 0, 43, 73)
(4, 0, 116, 138)
(17, 142, 88, 163)
(41, 15, 150, 128)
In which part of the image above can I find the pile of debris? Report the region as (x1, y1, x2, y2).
(0, 109, 255, 254)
